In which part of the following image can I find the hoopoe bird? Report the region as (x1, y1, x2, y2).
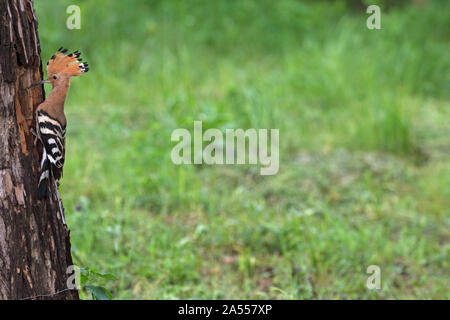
(29, 47, 89, 211)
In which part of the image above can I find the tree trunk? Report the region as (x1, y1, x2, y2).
(0, 0, 78, 300)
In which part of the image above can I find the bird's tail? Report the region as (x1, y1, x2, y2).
(37, 149, 50, 200)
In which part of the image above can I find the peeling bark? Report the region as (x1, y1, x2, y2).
(0, 0, 78, 300)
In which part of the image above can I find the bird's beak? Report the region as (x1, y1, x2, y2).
(27, 79, 50, 89)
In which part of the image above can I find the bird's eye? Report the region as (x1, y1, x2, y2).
(53, 75, 57, 80)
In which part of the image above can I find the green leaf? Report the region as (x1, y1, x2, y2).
(85, 285, 112, 300)
(80, 273, 88, 285)
(96, 273, 118, 281)
(84, 267, 117, 281)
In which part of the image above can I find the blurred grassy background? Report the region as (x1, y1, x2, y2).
(34, 0, 449, 299)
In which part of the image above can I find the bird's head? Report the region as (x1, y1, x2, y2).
(28, 47, 89, 89)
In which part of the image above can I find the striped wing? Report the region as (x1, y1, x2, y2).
(36, 110, 66, 178)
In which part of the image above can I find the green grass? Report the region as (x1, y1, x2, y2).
(34, 0, 449, 299)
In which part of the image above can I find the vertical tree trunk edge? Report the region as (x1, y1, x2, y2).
(0, 0, 79, 300)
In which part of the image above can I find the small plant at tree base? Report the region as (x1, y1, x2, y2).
(79, 267, 117, 300)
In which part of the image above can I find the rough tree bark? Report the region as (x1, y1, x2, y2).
(0, 0, 78, 300)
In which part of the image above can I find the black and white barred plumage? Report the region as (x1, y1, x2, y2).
(36, 110, 66, 200)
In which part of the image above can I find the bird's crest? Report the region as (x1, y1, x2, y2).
(46, 47, 89, 77)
